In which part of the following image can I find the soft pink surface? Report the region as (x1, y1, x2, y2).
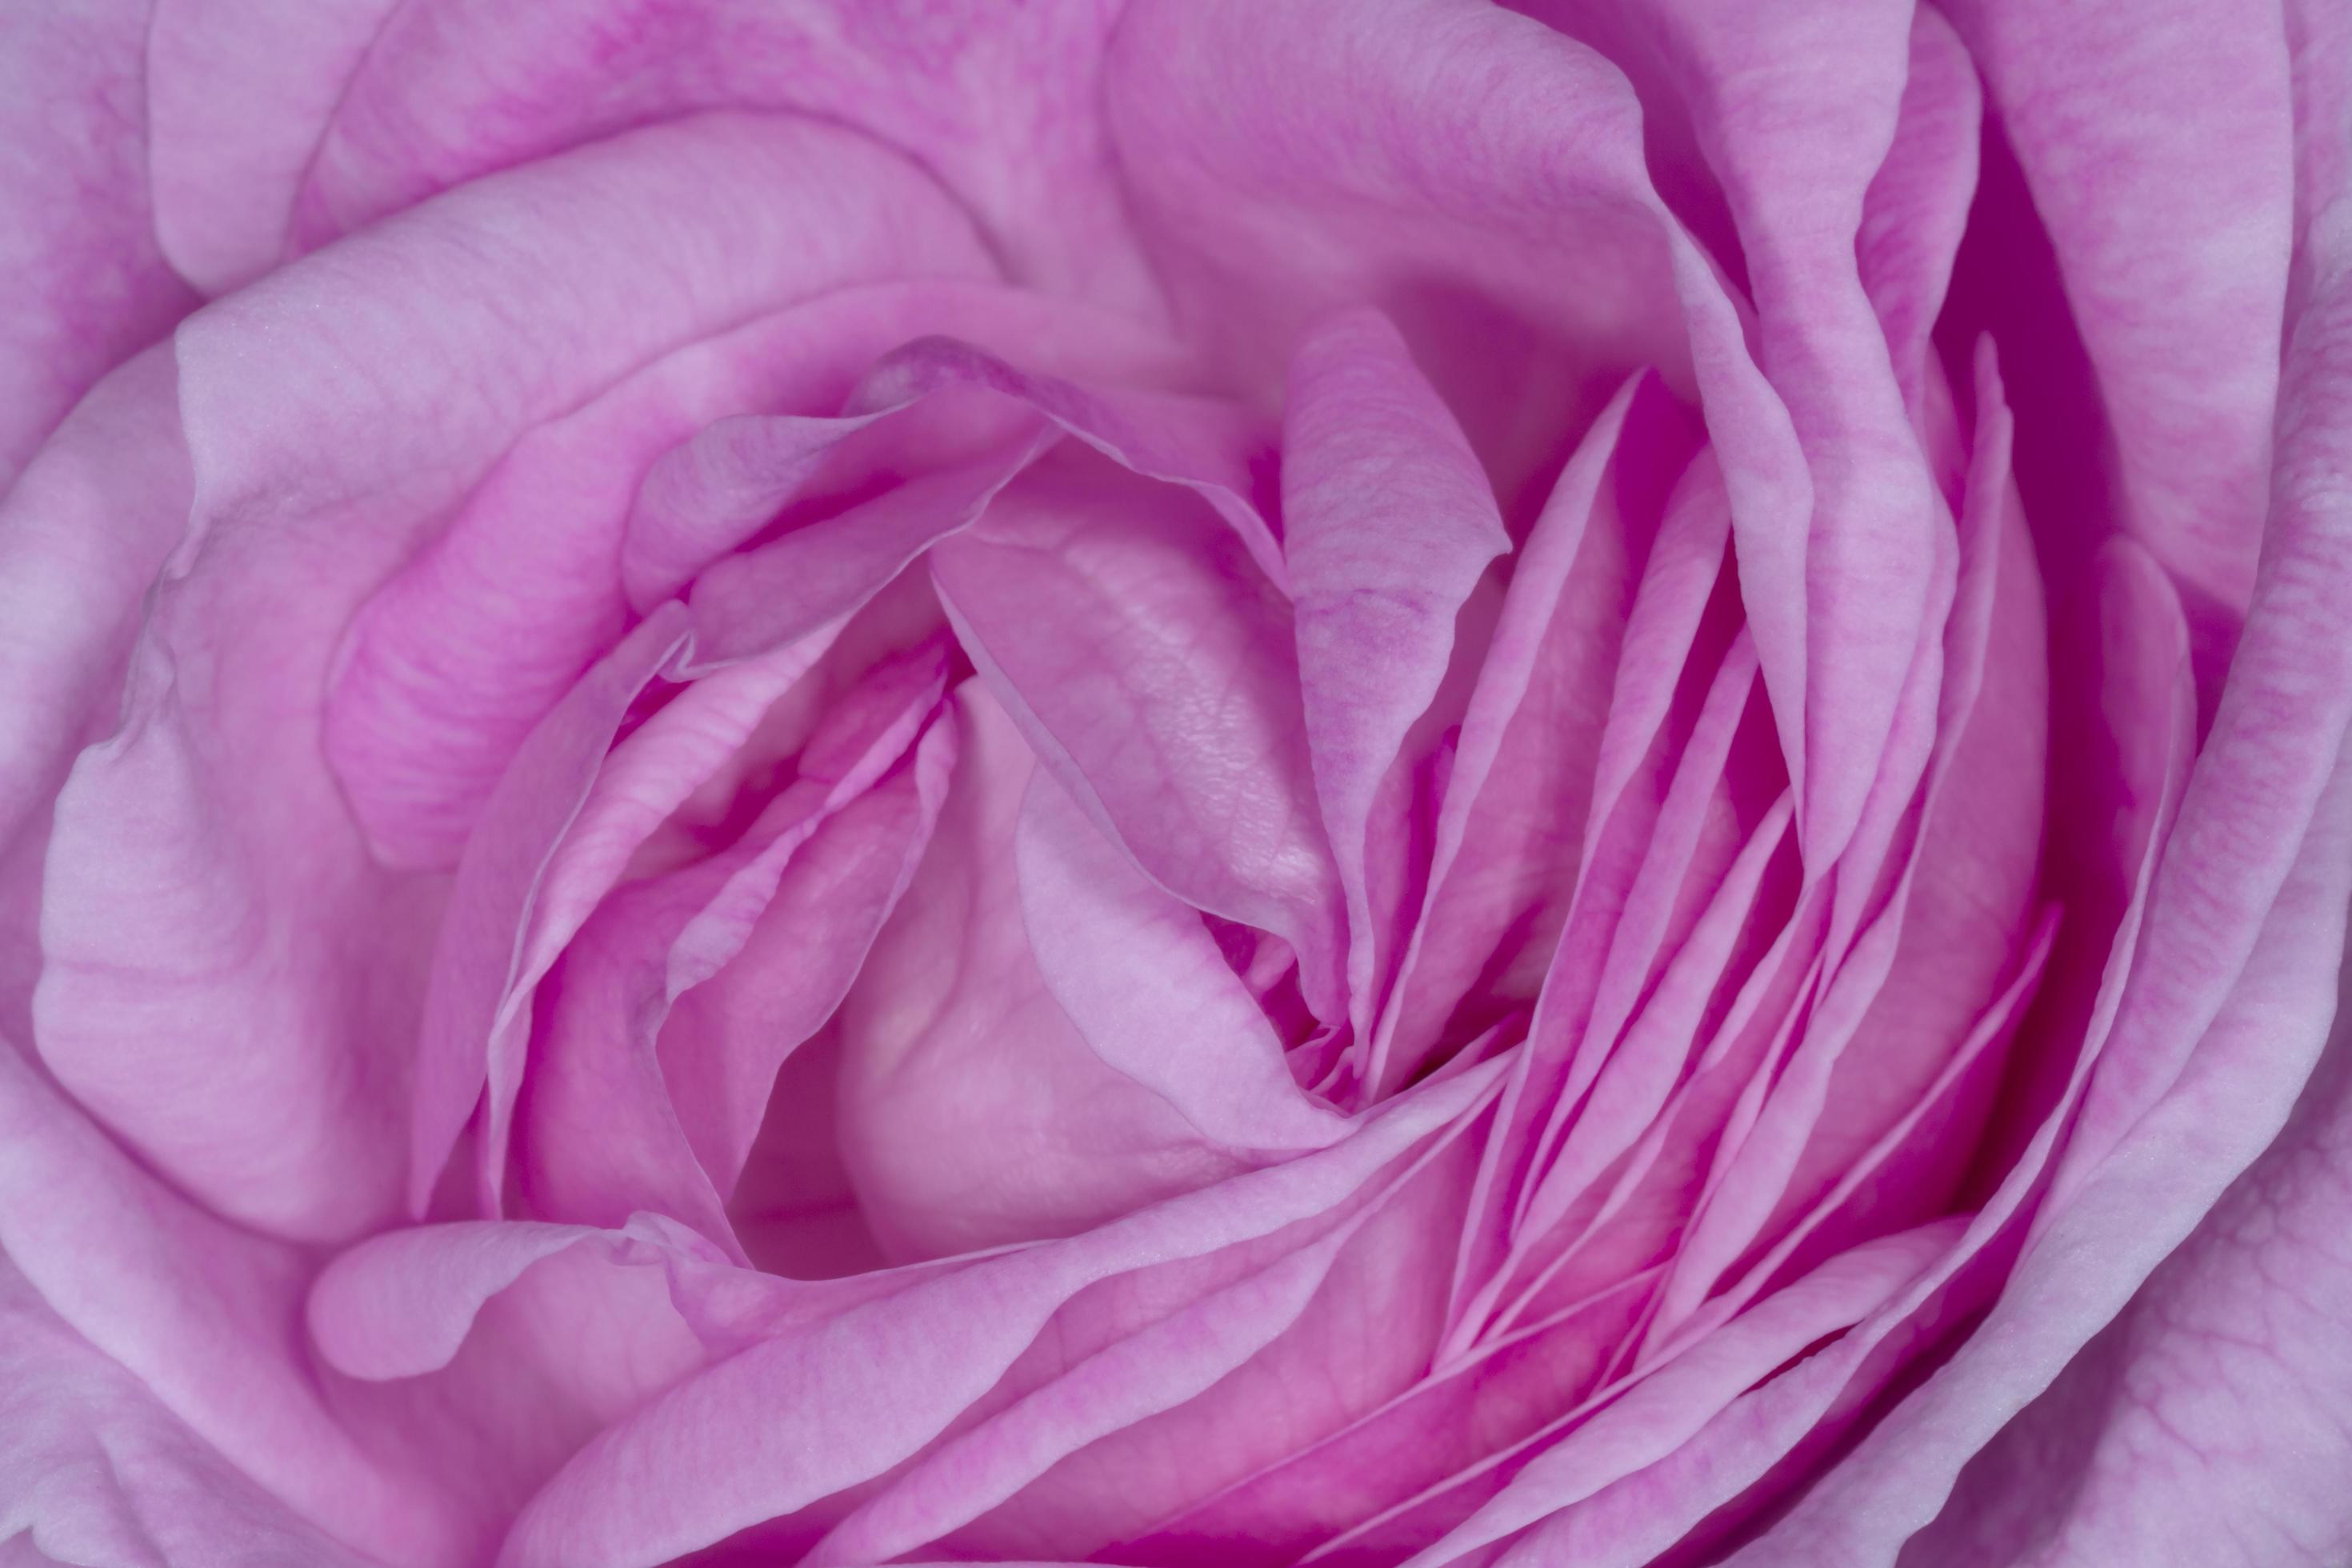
(2, 2, 2347, 1566)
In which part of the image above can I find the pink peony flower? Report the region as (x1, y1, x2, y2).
(4, 2, 2350, 1564)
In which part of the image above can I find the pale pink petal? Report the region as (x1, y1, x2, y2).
(1939, 0, 2295, 617)
(0, 0, 194, 485)
(662, 701, 958, 1202)
(0, 1044, 469, 1562)
(1648, 0, 1946, 862)
(1017, 774, 1350, 1151)
(325, 289, 996, 873)
(932, 450, 1348, 1018)
(1105, 0, 1699, 489)
(625, 332, 1276, 618)
(498, 1050, 1508, 1568)
(293, 1, 1161, 310)
(0, 350, 189, 997)
(515, 677, 954, 1242)
(802, 1128, 1482, 1566)
(1726, 36, 2352, 1554)
(1856, 10, 1982, 421)
(1282, 309, 1512, 1050)
(142, 0, 397, 294)
(1374, 374, 1704, 1092)
(1639, 349, 2046, 1337)
(1376, 1222, 1963, 1567)
(834, 684, 1256, 1262)
(306, 1213, 721, 1382)
(0, 1255, 378, 1568)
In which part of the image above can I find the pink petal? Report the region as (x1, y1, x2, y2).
(499, 1050, 1509, 1568)
(1856, 9, 1982, 421)
(326, 288, 1001, 873)
(143, 0, 397, 294)
(1648, 0, 1946, 864)
(1018, 772, 1351, 1151)
(834, 684, 1256, 1263)
(932, 449, 1348, 1018)
(1726, 38, 2352, 1552)
(0, 347, 189, 890)
(1373, 374, 1705, 1093)
(0, 1045, 468, 1562)
(516, 670, 955, 1242)
(806, 1116, 1487, 1566)
(0, 1255, 378, 1567)
(1939, 0, 2295, 617)
(283, 0, 1158, 311)
(1281, 309, 1512, 1051)
(626, 331, 1277, 618)
(306, 1214, 718, 1382)
(0, 0, 193, 485)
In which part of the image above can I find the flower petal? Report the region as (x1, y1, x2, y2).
(1940, 0, 2295, 615)
(1282, 309, 1513, 1053)
(0, 0, 193, 484)
(1018, 772, 1350, 1151)
(933, 449, 1348, 1018)
(0, 1254, 378, 1568)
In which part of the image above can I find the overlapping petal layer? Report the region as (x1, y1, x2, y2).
(0, 2, 2344, 1566)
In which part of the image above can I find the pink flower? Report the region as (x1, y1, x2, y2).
(3, 2, 2349, 1564)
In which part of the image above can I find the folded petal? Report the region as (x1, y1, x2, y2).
(1018, 773, 1350, 1151)
(933, 448, 1348, 1017)
(274, 0, 1158, 310)
(0, 1044, 467, 1562)
(1727, 39, 2352, 1554)
(1939, 0, 2295, 616)
(142, 0, 398, 294)
(1282, 309, 1512, 1051)
(1373, 374, 1704, 1092)
(834, 683, 1256, 1262)
(0, 0, 194, 483)
(0, 350, 190, 1004)
(500, 1050, 1508, 1568)
(0, 1255, 378, 1568)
